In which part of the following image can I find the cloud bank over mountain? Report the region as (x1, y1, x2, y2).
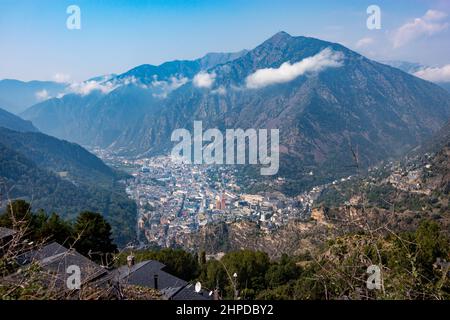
(414, 64, 450, 83)
(245, 48, 344, 89)
(391, 10, 449, 48)
(193, 72, 216, 88)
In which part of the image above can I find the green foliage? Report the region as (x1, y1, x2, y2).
(384, 220, 449, 284)
(220, 250, 270, 297)
(196, 220, 449, 300)
(36, 212, 74, 246)
(200, 259, 227, 292)
(0, 200, 32, 227)
(0, 130, 137, 246)
(73, 212, 117, 260)
(0, 200, 71, 244)
(0, 263, 52, 300)
(199, 250, 207, 266)
(311, 220, 450, 299)
(0, 200, 117, 262)
(200, 250, 287, 299)
(1, 201, 448, 300)
(410, 220, 449, 279)
(265, 254, 301, 288)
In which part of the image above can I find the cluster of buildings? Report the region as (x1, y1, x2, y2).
(90, 148, 350, 251)
(384, 154, 434, 195)
(108, 155, 322, 249)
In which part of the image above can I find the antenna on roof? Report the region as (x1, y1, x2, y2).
(195, 281, 202, 293)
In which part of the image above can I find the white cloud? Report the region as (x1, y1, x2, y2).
(112, 76, 148, 89)
(151, 75, 188, 98)
(211, 86, 227, 95)
(53, 73, 71, 83)
(245, 48, 344, 89)
(60, 75, 186, 98)
(424, 9, 448, 21)
(414, 64, 450, 82)
(193, 72, 216, 88)
(68, 80, 116, 96)
(121, 76, 139, 86)
(355, 37, 375, 49)
(35, 89, 50, 101)
(391, 10, 449, 48)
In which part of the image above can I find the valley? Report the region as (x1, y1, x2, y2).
(0, 108, 137, 246)
(3, 31, 450, 256)
(94, 149, 327, 250)
(21, 32, 450, 196)
(2, 0, 450, 302)
(90, 118, 449, 258)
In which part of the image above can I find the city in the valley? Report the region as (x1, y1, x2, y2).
(92, 149, 330, 249)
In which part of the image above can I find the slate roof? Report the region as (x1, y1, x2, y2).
(114, 260, 212, 300)
(162, 283, 212, 300)
(114, 260, 187, 289)
(17, 242, 108, 286)
(17, 242, 67, 264)
(0, 227, 16, 240)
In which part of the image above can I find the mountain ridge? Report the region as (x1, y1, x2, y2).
(0, 79, 67, 114)
(21, 32, 450, 193)
(0, 125, 137, 245)
(0, 107, 38, 132)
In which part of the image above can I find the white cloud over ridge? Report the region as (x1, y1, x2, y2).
(414, 64, 450, 83)
(151, 75, 188, 98)
(245, 48, 344, 89)
(62, 76, 141, 97)
(35, 89, 50, 101)
(391, 10, 449, 48)
(56, 73, 190, 99)
(355, 37, 375, 49)
(193, 72, 216, 88)
(211, 86, 227, 95)
(68, 80, 117, 96)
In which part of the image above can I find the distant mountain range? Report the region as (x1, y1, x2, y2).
(20, 32, 450, 193)
(437, 82, 450, 93)
(0, 107, 136, 245)
(0, 106, 38, 132)
(383, 60, 450, 93)
(116, 49, 248, 85)
(382, 60, 426, 74)
(0, 79, 67, 114)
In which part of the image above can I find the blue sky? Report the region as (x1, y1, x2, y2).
(1, 0, 450, 82)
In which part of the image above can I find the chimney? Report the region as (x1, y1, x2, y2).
(127, 255, 135, 268)
(154, 274, 159, 290)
